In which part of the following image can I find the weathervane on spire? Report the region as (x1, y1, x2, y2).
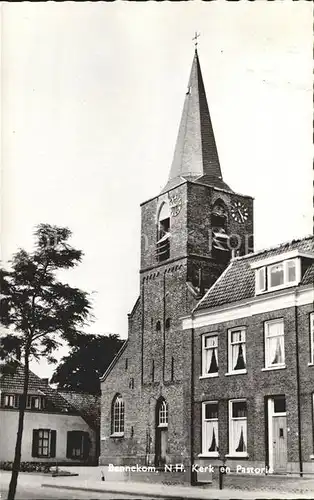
(192, 31, 200, 48)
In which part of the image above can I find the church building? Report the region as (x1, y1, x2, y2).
(99, 48, 314, 479)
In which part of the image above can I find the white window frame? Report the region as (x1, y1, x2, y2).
(200, 401, 219, 457)
(111, 395, 125, 436)
(255, 267, 266, 294)
(201, 333, 219, 378)
(264, 319, 285, 370)
(227, 327, 247, 375)
(267, 258, 300, 292)
(37, 429, 51, 457)
(309, 313, 314, 366)
(158, 400, 168, 428)
(4, 394, 16, 408)
(227, 399, 248, 458)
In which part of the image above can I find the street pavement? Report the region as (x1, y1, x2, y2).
(1, 468, 314, 500)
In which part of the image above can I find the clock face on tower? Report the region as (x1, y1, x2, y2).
(169, 195, 182, 217)
(231, 201, 249, 223)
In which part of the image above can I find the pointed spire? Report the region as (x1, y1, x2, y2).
(162, 49, 232, 193)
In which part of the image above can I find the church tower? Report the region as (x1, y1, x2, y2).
(100, 48, 254, 469)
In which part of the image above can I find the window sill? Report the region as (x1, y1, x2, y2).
(199, 373, 219, 379)
(310, 455, 314, 460)
(308, 363, 314, 367)
(225, 453, 249, 459)
(261, 365, 286, 372)
(225, 370, 247, 376)
(110, 432, 124, 438)
(198, 453, 219, 458)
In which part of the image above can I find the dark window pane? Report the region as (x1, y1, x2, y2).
(233, 401, 247, 418)
(274, 396, 286, 413)
(205, 403, 218, 420)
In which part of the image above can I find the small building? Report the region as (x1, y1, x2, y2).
(0, 364, 99, 464)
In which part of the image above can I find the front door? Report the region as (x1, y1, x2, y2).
(272, 415, 287, 471)
(155, 426, 168, 466)
(268, 396, 287, 472)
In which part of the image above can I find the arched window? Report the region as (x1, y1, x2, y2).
(111, 394, 125, 435)
(211, 200, 230, 261)
(157, 399, 168, 427)
(156, 203, 170, 262)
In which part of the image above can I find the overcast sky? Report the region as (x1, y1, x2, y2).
(2, 1, 312, 377)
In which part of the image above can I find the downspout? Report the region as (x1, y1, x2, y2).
(190, 312, 195, 485)
(141, 278, 145, 386)
(294, 305, 303, 477)
(162, 270, 166, 382)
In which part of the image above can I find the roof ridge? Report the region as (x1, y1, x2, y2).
(233, 234, 314, 262)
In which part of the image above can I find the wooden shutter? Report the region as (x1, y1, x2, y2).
(66, 431, 73, 458)
(50, 430, 56, 458)
(82, 432, 90, 460)
(31, 429, 39, 457)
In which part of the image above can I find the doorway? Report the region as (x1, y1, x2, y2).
(267, 396, 287, 472)
(155, 398, 168, 466)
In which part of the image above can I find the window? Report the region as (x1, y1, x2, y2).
(111, 394, 125, 435)
(66, 431, 89, 460)
(273, 395, 286, 414)
(228, 328, 246, 374)
(202, 402, 219, 456)
(4, 394, 17, 408)
(32, 429, 56, 458)
(256, 267, 266, 293)
(265, 319, 285, 369)
(165, 318, 171, 329)
(158, 400, 168, 427)
(202, 334, 218, 377)
(255, 258, 300, 294)
(229, 400, 248, 456)
(156, 203, 170, 262)
(310, 313, 314, 365)
(26, 395, 46, 410)
(156, 321, 161, 332)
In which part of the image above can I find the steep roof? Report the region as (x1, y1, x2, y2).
(194, 235, 314, 313)
(58, 391, 100, 430)
(0, 363, 89, 419)
(162, 49, 232, 194)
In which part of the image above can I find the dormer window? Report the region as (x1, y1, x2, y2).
(253, 256, 302, 295)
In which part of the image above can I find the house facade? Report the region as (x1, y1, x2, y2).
(182, 237, 314, 475)
(0, 365, 98, 464)
(99, 47, 313, 480)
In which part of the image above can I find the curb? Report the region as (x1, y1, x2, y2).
(41, 483, 199, 499)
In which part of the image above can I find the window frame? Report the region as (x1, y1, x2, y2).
(227, 327, 247, 375)
(4, 394, 17, 408)
(310, 313, 314, 366)
(37, 429, 51, 458)
(201, 333, 219, 378)
(228, 399, 248, 458)
(111, 394, 125, 437)
(255, 258, 301, 295)
(201, 401, 219, 457)
(264, 318, 285, 370)
(158, 400, 168, 428)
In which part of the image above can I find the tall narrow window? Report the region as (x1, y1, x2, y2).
(111, 394, 125, 436)
(228, 328, 246, 374)
(158, 400, 168, 427)
(255, 267, 266, 293)
(156, 203, 170, 262)
(202, 402, 219, 456)
(202, 334, 218, 377)
(310, 313, 314, 365)
(229, 400, 248, 456)
(265, 319, 285, 369)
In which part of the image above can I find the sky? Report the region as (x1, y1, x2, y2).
(1, 1, 313, 377)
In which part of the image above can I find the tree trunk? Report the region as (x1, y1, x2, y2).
(7, 350, 30, 500)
